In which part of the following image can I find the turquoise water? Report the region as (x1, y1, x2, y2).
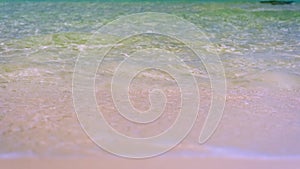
(0, 1, 300, 158)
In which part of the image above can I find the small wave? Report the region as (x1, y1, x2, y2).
(0, 152, 35, 159)
(168, 145, 300, 159)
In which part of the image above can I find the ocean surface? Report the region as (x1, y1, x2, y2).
(0, 0, 300, 158)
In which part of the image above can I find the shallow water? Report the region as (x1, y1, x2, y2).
(0, 1, 300, 158)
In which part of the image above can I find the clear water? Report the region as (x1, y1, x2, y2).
(0, 0, 300, 158)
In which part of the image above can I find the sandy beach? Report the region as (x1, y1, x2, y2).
(1, 156, 300, 169)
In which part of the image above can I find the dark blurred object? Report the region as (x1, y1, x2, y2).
(260, 0, 294, 5)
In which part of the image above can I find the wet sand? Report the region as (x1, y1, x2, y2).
(0, 66, 300, 158)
